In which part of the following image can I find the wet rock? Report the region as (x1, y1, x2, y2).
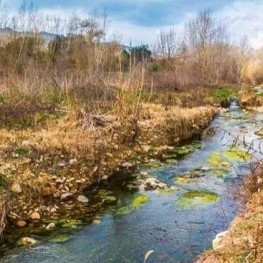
(212, 231, 229, 250)
(69, 159, 78, 166)
(201, 166, 210, 172)
(92, 219, 101, 225)
(144, 178, 167, 190)
(18, 237, 37, 246)
(30, 212, 41, 220)
(46, 223, 56, 230)
(16, 220, 27, 228)
(140, 172, 148, 177)
(11, 182, 22, 193)
(77, 195, 89, 203)
(61, 193, 73, 201)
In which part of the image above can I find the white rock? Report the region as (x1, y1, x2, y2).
(69, 159, 78, 166)
(201, 166, 210, 172)
(61, 193, 73, 200)
(212, 231, 229, 250)
(11, 182, 22, 194)
(122, 162, 133, 168)
(18, 237, 37, 246)
(101, 175, 108, 181)
(58, 162, 66, 168)
(77, 195, 89, 203)
(21, 140, 30, 147)
(46, 223, 56, 230)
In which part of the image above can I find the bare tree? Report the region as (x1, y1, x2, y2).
(185, 10, 228, 85)
(156, 28, 181, 59)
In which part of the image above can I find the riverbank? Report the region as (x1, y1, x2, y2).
(196, 166, 263, 263)
(0, 103, 218, 241)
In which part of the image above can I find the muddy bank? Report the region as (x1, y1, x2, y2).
(0, 104, 218, 240)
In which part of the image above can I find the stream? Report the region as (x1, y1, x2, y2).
(1, 104, 263, 263)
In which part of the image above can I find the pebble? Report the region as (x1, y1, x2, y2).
(11, 182, 23, 194)
(122, 162, 133, 168)
(101, 175, 108, 181)
(69, 159, 78, 166)
(30, 212, 41, 220)
(77, 195, 89, 203)
(18, 237, 37, 246)
(201, 166, 210, 172)
(58, 162, 66, 168)
(16, 220, 27, 228)
(61, 193, 73, 201)
(46, 223, 56, 230)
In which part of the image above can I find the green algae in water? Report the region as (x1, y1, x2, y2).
(49, 235, 71, 243)
(115, 195, 150, 216)
(97, 189, 118, 204)
(132, 195, 150, 208)
(115, 206, 134, 216)
(176, 191, 219, 209)
(175, 176, 191, 184)
(61, 219, 82, 229)
(207, 148, 250, 177)
(224, 148, 250, 161)
(158, 188, 177, 196)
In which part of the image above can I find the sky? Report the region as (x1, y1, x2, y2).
(7, 0, 263, 49)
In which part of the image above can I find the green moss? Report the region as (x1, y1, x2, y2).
(132, 195, 150, 208)
(175, 191, 219, 209)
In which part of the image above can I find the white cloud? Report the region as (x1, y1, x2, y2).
(6, 0, 263, 49)
(216, 0, 263, 49)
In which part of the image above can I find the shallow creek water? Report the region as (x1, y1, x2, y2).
(1, 105, 263, 263)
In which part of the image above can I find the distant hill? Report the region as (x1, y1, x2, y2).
(0, 27, 58, 43)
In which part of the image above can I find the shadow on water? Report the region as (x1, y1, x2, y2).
(1, 104, 262, 263)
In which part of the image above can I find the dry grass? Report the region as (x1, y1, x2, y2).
(0, 101, 218, 234)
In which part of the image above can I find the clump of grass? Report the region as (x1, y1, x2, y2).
(214, 87, 235, 101)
